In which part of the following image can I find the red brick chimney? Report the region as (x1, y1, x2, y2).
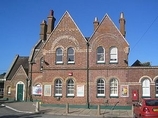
(40, 20, 47, 42)
(119, 12, 126, 37)
(93, 17, 99, 31)
(47, 10, 56, 37)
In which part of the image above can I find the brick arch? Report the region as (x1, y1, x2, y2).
(108, 76, 120, 83)
(53, 77, 64, 85)
(95, 76, 106, 83)
(51, 35, 80, 51)
(90, 33, 118, 50)
(139, 76, 152, 83)
(153, 76, 158, 82)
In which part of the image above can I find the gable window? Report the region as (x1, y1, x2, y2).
(97, 78, 105, 97)
(67, 47, 74, 64)
(155, 79, 158, 97)
(55, 79, 62, 96)
(110, 78, 118, 97)
(67, 79, 74, 97)
(56, 48, 63, 64)
(110, 47, 118, 63)
(97, 46, 105, 63)
(142, 78, 150, 97)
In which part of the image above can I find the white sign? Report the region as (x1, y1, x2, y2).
(77, 85, 84, 97)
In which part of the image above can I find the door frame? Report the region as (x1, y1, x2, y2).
(16, 81, 25, 101)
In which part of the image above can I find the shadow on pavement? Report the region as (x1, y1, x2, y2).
(0, 113, 42, 118)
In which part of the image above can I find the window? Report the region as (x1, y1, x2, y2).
(67, 79, 74, 96)
(67, 47, 74, 63)
(110, 47, 118, 63)
(110, 78, 118, 97)
(155, 79, 158, 97)
(142, 78, 150, 97)
(7, 86, 11, 95)
(97, 46, 105, 63)
(56, 48, 63, 64)
(40, 57, 43, 71)
(55, 79, 62, 96)
(97, 78, 105, 97)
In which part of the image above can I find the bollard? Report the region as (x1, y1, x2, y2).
(97, 104, 100, 115)
(66, 103, 69, 114)
(35, 101, 40, 112)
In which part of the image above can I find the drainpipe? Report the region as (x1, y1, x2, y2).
(86, 42, 90, 108)
(29, 61, 35, 102)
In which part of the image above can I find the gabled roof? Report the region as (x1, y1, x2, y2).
(131, 60, 151, 67)
(33, 11, 87, 59)
(4, 55, 29, 80)
(89, 13, 129, 46)
(29, 39, 43, 62)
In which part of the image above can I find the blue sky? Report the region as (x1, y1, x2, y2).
(0, 0, 158, 74)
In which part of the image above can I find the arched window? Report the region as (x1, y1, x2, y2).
(67, 47, 74, 63)
(7, 86, 11, 95)
(110, 47, 118, 63)
(97, 46, 105, 63)
(110, 78, 118, 97)
(67, 79, 74, 96)
(40, 57, 43, 71)
(142, 78, 150, 97)
(97, 78, 105, 97)
(56, 48, 63, 64)
(55, 79, 62, 96)
(155, 79, 158, 97)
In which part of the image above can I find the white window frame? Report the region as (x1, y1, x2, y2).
(56, 48, 63, 64)
(97, 46, 105, 63)
(67, 79, 74, 96)
(142, 78, 150, 97)
(67, 47, 75, 64)
(110, 78, 118, 97)
(97, 78, 105, 96)
(55, 79, 62, 96)
(110, 47, 118, 63)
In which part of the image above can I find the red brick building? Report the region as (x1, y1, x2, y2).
(4, 10, 158, 108)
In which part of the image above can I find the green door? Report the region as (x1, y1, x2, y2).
(17, 84, 23, 101)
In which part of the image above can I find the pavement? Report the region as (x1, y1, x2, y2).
(0, 100, 133, 118)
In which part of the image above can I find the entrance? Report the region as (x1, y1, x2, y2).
(17, 84, 23, 101)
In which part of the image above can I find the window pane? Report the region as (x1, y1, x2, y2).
(110, 78, 118, 96)
(68, 48, 74, 63)
(55, 79, 62, 96)
(142, 79, 150, 96)
(56, 48, 63, 63)
(110, 47, 118, 62)
(67, 79, 74, 96)
(97, 78, 105, 96)
(97, 47, 105, 62)
(155, 79, 158, 95)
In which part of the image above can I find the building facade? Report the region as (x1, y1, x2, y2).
(4, 10, 158, 108)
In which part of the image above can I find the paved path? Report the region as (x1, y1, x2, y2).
(1, 101, 133, 118)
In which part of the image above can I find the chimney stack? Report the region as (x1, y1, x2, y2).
(93, 17, 99, 31)
(47, 10, 56, 37)
(119, 12, 126, 37)
(40, 20, 47, 42)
